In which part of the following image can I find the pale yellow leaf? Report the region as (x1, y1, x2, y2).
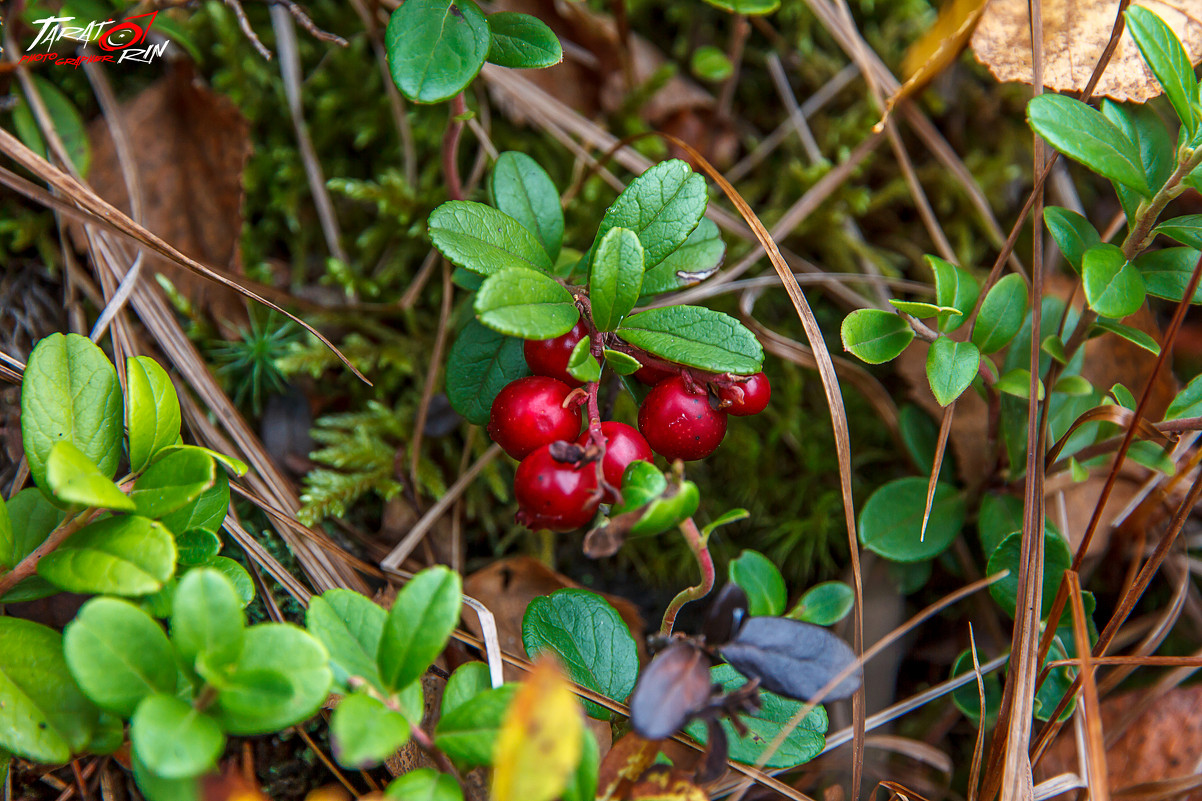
(491, 658, 583, 801)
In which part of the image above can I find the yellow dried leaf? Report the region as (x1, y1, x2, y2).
(491, 658, 583, 801)
(971, 0, 1202, 100)
(627, 765, 709, 800)
(885, 0, 989, 121)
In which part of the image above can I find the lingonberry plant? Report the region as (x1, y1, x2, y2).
(839, 6, 1202, 725)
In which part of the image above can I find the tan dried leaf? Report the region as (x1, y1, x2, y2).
(971, 0, 1202, 101)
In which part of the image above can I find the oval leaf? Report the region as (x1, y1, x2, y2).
(1134, 247, 1202, 304)
(1125, 7, 1198, 137)
(386, 768, 465, 801)
(926, 337, 981, 406)
(434, 684, 519, 766)
(488, 151, 563, 261)
(386, 0, 490, 103)
(171, 568, 245, 672)
(788, 581, 855, 626)
(858, 476, 966, 562)
(928, 256, 980, 332)
(972, 273, 1029, 354)
(1027, 93, 1150, 195)
(378, 566, 463, 693)
(618, 306, 763, 374)
(1044, 207, 1101, 274)
(159, 469, 230, 538)
(595, 160, 707, 271)
(126, 356, 182, 473)
(46, 441, 134, 511)
(131, 694, 225, 780)
(486, 12, 563, 69)
(475, 268, 580, 339)
(589, 227, 644, 331)
(306, 588, 388, 693)
(429, 200, 554, 276)
(987, 529, 1072, 619)
(728, 550, 786, 617)
(445, 319, 530, 425)
(39, 515, 175, 597)
(331, 693, 411, 769)
(1083, 244, 1145, 319)
(131, 448, 217, 519)
(641, 218, 726, 298)
(841, 309, 915, 364)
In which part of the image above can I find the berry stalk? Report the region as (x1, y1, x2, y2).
(659, 517, 716, 635)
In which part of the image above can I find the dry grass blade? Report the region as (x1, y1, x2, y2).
(1067, 570, 1108, 801)
(1114, 775, 1202, 801)
(919, 404, 955, 543)
(968, 626, 988, 801)
(1044, 405, 1171, 468)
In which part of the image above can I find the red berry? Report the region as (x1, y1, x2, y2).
(578, 421, 654, 499)
(524, 321, 588, 387)
(720, 372, 771, 416)
(514, 444, 600, 532)
(488, 376, 582, 460)
(637, 377, 727, 461)
(633, 363, 675, 385)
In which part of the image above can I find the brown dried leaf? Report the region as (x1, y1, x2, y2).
(626, 765, 708, 801)
(971, 0, 1202, 101)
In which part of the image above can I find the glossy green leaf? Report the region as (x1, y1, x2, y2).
(445, 319, 530, 425)
(126, 356, 182, 472)
(63, 597, 175, 716)
(1102, 100, 1175, 220)
(1110, 383, 1138, 409)
(379, 566, 463, 693)
(1135, 247, 1202, 303)
(950, 649, 1001, 727)
(131, 448, 217, 519)
(929, 255, 980, 332)
(1035, 637, 1078, 722)
(702, 508, 750, 537)
(13, 77, 90, 176)
(1083, 244, 1145, 318)
(331, 693, 411, 769)
(45, 440, 133, 512)
(386, 767, 465, 801)
(488, 152, 563, 261)
(987, 529, 1072, 618)
(1165, 374, 1202, 420)
(522, 589, 638, 719)
(475, 268, 580, 339)
(840, 309, 915, 364)
(171, 568, 245, 671)
(1125, 7, 1198, 137)
(1026, 93, 1150, 194)
(1052, 375, 1093, 396)
(684, 665, 826, 767)
(699, 0, 780, 14)
(566, 338, 601, 384)
(618, 306, 763, 374)
(486, 12, 562, 69)
(39, 515, 175, 597)
(972, 273, 1029, 354)
(728, 550, 786, 616)
(640, 218, 726, 297)
(442, 661, 493, 717)
(589, 227, 644, 331)
(209, 624, 332, 735)
(787, 581, 854, 626)
(429, 201, 554, 276)
(131, 694, 224, 779)
(858, 477, 965, 562)
(0, 490, 64, 602)
(1044, 207, 1101, 273)
(161, 445, 247, 477)
(926, 337, 981, 406)
(889, 300, 962, 319)
(994, 368, 1044, 400)
(1090, 319, 1161, 355)
(385, 0, 489, 103)
(691, 45, 734, 81)
(306, 588, 387, 693)
(1153, 215, 1202, 250)
(434, 684, 518, 765)
(206, 557, 255, 606)
(0, 499, 10, 573)
(0, 617, 98, 763)
(603, 349, 642, 375)
(21, 333, 123, 492)
(131, 750, 200, 801)
(594, 160, 707, 272)
(174, 530, 222, 567)
(627, 477, 699, 538)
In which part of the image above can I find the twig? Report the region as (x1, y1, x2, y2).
(0, 510, 97, 597)
(659, 518, 715, 635)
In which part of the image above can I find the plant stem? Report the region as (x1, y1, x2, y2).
(659, 517, 715, 635)
(0, 509, 96, 598)
(409, 724, 464, 787)
(442, 94, 467, 201)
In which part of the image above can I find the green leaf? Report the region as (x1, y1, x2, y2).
(1135, 247, 1202, 303)
(63, 597, 176, 716)
(171, 568, 245, 672)
(209, 623, 332, 735)
(131, 694, 224, 780)
(1102, 100, 1175, 219)
(728, 550, 787, 616)
(1026, 93, 1150, 194)
(378, 566, 463, 693)
(1153, 215, 1202, 250)
(131, 448, 217, 519)
(434, 684, 518, 766)
(699, 0, 780, 14)
(1090, 319, 1161, 355)
(21, 333, 123, 492)
(475, 268, 580, 339)
(926, 337, 981, 406)
(691, 45, 734, 82)
(1165, 374, 1202, 420)
(888, 300, 962, 319)
(206, 556, 256, 606)
(39, 515, 175, 597)
(928, 255, 980, 332)
(840, 309, 915, 364)
(0, 490, 65, 603)
(486, 12, 562, 69)
(13, 77, 90, 176)
(612, 461, 668, 513)
(1041, 334, 1069, 364)
(1124, 7, 1198, 137)
(44, 441, 134, 511)
(561, 725, 599, 801)
(950, 649, 1001, 728)
(972, 273, 1029, 354)
(306, 589, 387, 693)
(702, 508, 750, 537)
(1111, 383, 1138, 409)
(126, 356, 182, 473)
(684, 665, 826, 768)
(603, 349, 642, 375)
(488, 152, 563, 261)
(1035, 637, 1078, 722)
(446, 319, 530, 425)
(787, 581, 854, 626)
(566, 338, 601, 384)
(1044, 207, 1102, 274)
(987, 529, 1072, 618)
(1052, 375, 1093, 397)
(618, 306, 763, 374)
(331, 693, 411, 769)
(385, 0, 489, 103)
(442, 661, 493, 717)
(898, 404, 939, 473)
(159, 469, 229, 541)
(386, 768, 465, 801)
(594, 160, 707, 272)
(0, 617, 98, 763)
(640, 218, 726, 297)
(994, 368, 1044, 401)
(161, 445, 247, 477)
(522, 589, 638, 719)
(1083, 244, 1145, 318)
(858, 477, 966, 562)
(429, 201, 555, 276)
(589, 227, 644, 331)
(131, 749, 200, 801)
(0, 499, 9, 573)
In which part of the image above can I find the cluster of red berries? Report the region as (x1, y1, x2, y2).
(486, 322, 770, 532)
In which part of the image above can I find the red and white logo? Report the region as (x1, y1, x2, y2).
(20, 11, 167, 67)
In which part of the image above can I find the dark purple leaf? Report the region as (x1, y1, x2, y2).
(628, 641, 715, 740)
(696, 718, 729, 783)
(719, 617, 861, 702)
(702, 583, 749, 646)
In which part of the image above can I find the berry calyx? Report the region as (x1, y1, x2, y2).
(487, 376, 583, 460)
(719, 372, 771, 416)
(514, 444, 600, 532)
(637, 376, 727, 461)
(524, 320, 588, 387)
(578, 421, 654, 500)
(633, 363, 675, 385)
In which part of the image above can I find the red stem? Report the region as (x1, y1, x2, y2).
(442, 94, 467, 201)
(660, 517, 715, 634)
(0, 509, 96, 598)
